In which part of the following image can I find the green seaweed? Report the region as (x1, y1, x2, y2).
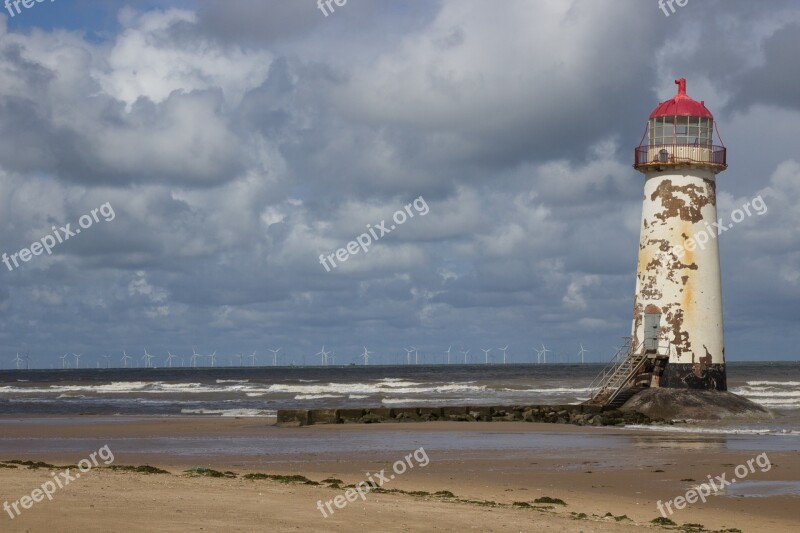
(107, 465, 170, 474)
(652, 516, 677, 526)
(1, 460, 72, 470)
(243, 473, 319, 485)
(533, 496, 566, 505)
(185, 467, 236, 478)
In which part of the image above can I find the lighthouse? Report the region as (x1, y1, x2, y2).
(630, 78, 727, 391)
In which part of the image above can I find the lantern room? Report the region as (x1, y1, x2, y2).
(634, 78, 727, 172)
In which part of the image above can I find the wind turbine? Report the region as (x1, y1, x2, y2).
(540, 344, 551, 364)
(269, 348, 281, 367)
(247, 351, 257, 366)
(102, 354, 112, 368)
(191, 348, 200, 368)
(165, 352, 178, 368)
(141, 349, 154, 369)
(59, 353, 70, 368)
(328, 351, 335, 365)
(404, 348, 414, 365)
(578, 344, 589, 364)
(316, 346, 328, 366)
(209, 351, 216, 367)
(499, 345, 509, 365)
(361, 346, 372, 365)
(12, 353, 23, 370)
(72, 353, 82, 369)
(481, 348, 492, 364)
(412, 347, 419, 365)
(461, 349, 470, 364)
(121, 351, 132, 368)
(445, 345, 452, 364)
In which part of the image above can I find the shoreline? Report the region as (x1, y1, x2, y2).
(1, 416, 798, 531)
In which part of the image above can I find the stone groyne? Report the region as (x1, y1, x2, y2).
(276, 404, 656, 427)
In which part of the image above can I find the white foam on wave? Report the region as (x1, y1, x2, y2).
(180, 408, 276, 417)
(0, 381, 266, 395)
(263, 382, 487, 395)
(733, 388, 800, 398)
(381, 398, 444, 405)
(0, 382, 155, 394)
(216, 379, 250, 384)
(294, 394, 344, 400)
(746, 381, 800, 387)
(623, 424, 800, 436)
(731, 386, 800, 409)
(504, 387, 595, 394)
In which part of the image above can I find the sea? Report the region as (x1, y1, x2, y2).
(1, 362, 798, 437)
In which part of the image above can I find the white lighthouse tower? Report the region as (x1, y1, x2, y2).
(630, 78, 727, 390)
(587, 79, 729, 406)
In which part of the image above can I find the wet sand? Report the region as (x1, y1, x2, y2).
(0, 416, 798, 532)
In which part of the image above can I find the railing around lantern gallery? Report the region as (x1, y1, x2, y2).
(634, 143, 727, 170)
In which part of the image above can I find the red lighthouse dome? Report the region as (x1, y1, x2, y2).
(649, 78, 713, 119)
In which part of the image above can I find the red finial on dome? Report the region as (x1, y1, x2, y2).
(649, 77, 713, 119)
(676, 77, 687, 96)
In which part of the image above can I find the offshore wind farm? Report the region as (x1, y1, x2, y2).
(2, 344, 603, 370)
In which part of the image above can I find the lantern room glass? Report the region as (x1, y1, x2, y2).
(649, 116, 713, 146)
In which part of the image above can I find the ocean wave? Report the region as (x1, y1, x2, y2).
(180, 408, 276, 417)
(216, 379, 250, 384)
(263, 382, 487, 395)
(381, 398, 445, 405)
(623, 424, 800, 436)
(294, 394, 344, 400)
(503, 387, 595, 394)
(732, 389, 800, 399)
(746, 381, 800, 387)
(372, 380, 424, 388)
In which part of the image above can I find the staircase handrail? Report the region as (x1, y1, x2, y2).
(586, 338, 632, 393)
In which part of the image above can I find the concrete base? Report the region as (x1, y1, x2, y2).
(661, 362, 727, 390)
(620, 388, 772, 421)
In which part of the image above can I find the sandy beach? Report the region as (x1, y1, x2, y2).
(1, 416, 797, 532)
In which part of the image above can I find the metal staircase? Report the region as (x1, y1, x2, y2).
(586, 339, 648, 406)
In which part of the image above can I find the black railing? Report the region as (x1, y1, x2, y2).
(634, 144, 727, 170)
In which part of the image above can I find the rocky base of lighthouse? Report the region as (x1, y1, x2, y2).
(620, 388, 772, 421)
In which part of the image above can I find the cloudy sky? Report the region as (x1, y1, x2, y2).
(0, 0, 798, 368)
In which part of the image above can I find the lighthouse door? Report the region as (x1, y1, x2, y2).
(644, 311, 661, 353)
